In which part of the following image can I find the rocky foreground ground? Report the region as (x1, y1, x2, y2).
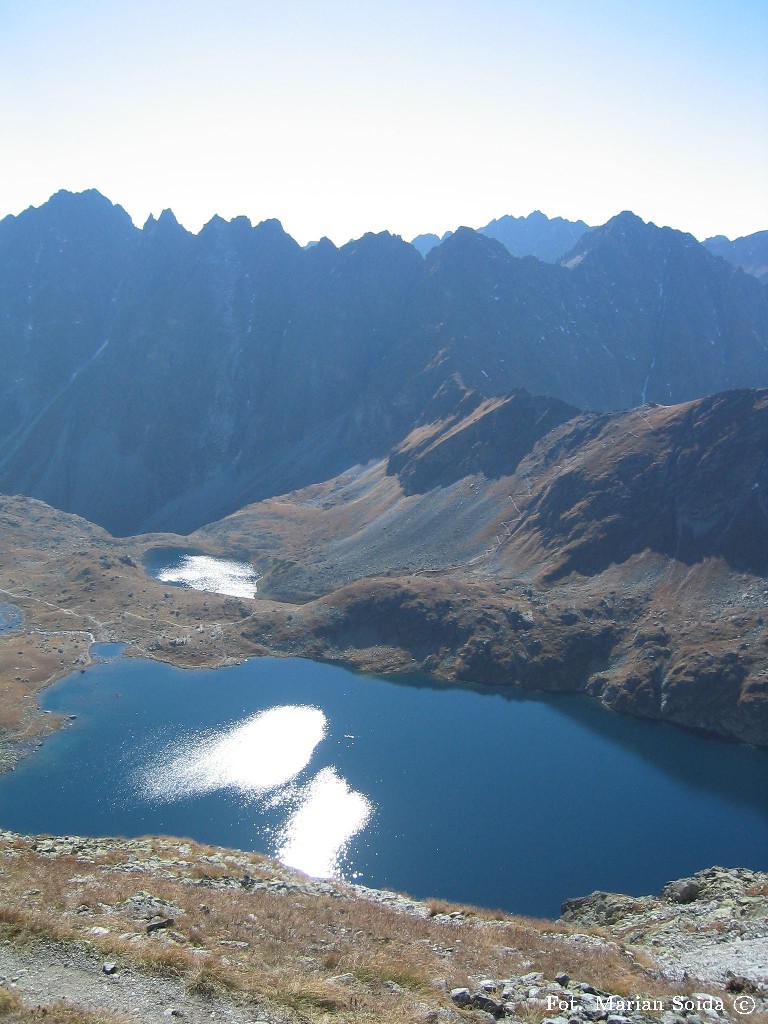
(0, 831, 765, 1024)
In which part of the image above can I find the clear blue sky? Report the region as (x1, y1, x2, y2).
(1, 0, 766, 244)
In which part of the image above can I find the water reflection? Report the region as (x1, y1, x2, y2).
(1, 655, 765, 916)
(140, 704, 371, 878)
(153, 552, 259, 598)
(142, 705, 326, 799)
(277, 767, 372, 878)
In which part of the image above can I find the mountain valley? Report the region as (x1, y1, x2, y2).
(1, 192, 768, 1020)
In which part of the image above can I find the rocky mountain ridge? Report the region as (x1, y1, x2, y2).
(1, 191, 767, 534)
(704, 230, 768, 283)
(411, 209, 592, 260)
(412, 214, 768, 288)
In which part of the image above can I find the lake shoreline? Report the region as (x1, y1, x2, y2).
(2, 653, 766, 919)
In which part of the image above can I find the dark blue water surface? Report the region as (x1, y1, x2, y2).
(142, 546, 209, 577)
(0, 654, 766, 918)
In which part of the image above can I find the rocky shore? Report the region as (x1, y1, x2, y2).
(562, 866, 768, 989)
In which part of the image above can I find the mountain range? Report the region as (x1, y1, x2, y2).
(1, 190, 767, 535)
(411, 209, 591, 260)
(704, 229, 768, 283)
(412, 210, 768, 287)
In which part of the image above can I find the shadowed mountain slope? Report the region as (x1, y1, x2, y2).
(484, 388, 768, 580)
(2, 387, 768, 747)
(704, 229, 768, 283)
(188, 387, 768, 747)
(1, 193, 767, 534)
(386, 388, 581, 494)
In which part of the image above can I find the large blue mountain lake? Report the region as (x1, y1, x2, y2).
(0, 654, 766, 918)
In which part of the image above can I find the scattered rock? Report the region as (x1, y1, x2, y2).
(146, 917, 175, 933)
(450, 987, 472, 1006)
(663, 878, 702, 904)
(471, 992, 504, 1016)
(329, 973, 356, 986)
(725, 976, 757, 994)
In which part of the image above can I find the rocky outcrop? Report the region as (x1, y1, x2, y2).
(298, 575, 626, 692)
(561, 867, 768, 989)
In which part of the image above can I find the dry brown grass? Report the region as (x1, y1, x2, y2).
(0, 832, 728, 1024)
(0, 990, 23, 1017)
(0, 986, 127, 1024)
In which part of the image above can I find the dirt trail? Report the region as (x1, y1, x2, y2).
(0, 937, 286, 1024)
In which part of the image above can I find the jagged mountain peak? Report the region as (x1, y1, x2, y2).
(143, 208, 187, 235)
(426, 226, 511, 268)
(576, 209, 649, 247)
(200, 212, 230, 233)
(342, 229, 410, 252)
(410, 232, 443, 257)
(252, 216, 288, 237)
(704, 230, 768, 284)
(474, 210, 591, 262)
(310, 236, 338, 253)
(0, 188, 137, 239)
(338, 231, 424, 276)
(561, 211, 706, 271)
(45, 187, 122, 213)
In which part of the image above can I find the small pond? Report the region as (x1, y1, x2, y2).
(0, 603, 23, 634)
(144, 547, 260, 599)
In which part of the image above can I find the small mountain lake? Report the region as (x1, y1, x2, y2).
(0, 654, 766, 918)
(144, 547, 260, 599)
(0, 603, 22, 633)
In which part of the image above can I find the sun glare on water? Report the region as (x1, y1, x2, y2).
(139, 704, 372, 879)
(156, 554, 259, 598)
(277, 767, 372, 878)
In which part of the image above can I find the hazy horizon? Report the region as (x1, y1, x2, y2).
(1, 0, 766, 246)
(3, 186, 763, 249)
